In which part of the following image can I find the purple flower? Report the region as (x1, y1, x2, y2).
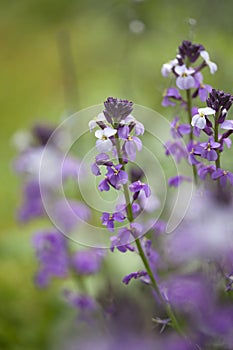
(165, 140, 188, 163)
(63, 289, 96, 313)
(110, 223, 141, 252)
(17, 180, 44, 222)
(72, 249, 104, 275)
(32, 230, 69, 287)
(91, 153, 113, 176)
(193, 72, 212, 102)
(122, 271, 147, 285)
(168, 175, 191, 187)
(197, 163, 216, 180)
(101, 211, 125, 232)
(162, 88, 182, 107)
(118, 125, 142, 161)
(211, 168, 233, 186)
(186, 141, 201, 165)
(174, 65, 195, 90)
(51, 199, 90, 232)
(98, 165, 128, 192)
(129, 180, 151, 200)
(104, 97, 133, 124)
(199, 136, 220, 161)
(161, 58, 178, 77)
(170, 117, 191, 138)
(221, 119, 233, 130)
(200, 50, 218, 74)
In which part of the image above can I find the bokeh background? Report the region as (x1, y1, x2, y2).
(1, 0, 233, 349)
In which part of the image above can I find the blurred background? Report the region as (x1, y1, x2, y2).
(1, 0, 233, 348)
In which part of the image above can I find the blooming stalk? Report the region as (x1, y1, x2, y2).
(90, 97, 183, 335)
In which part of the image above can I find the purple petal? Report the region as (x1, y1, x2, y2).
(118, 125, 129, 140)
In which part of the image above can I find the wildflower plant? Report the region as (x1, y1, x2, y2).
(13, 39, 233, 349)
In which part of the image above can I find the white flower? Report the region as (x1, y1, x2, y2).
(191, 107, 216, 129)
(161, 58, 178, 77)
(174, 65, 195, 90)
(89, 113, 106, 131)
(200, 50, 218, 74)
(95, 127, 117, 152)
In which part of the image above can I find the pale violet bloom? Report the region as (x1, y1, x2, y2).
(89, 113, 106, 131)
(191, 107, 216, 129)
(200, 50, 218, 74)
(120, 115, 145, 135)
(95, 127, 117, 152)
(221, 119, 233, 130)
(161, 58, 178, 77)
(174, 65, 195, 90)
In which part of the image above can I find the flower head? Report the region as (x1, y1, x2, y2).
(170, 117, 191, 139)
(178, 40, 204, 63)
(104, 97, 133, 124)
(199, 136, 220, 161)
(101, 211, 125, 232)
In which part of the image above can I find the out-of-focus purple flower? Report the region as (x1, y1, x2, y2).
(51, 200, 90, 232)
(101, 211, 125, 232)
(95, 127, 117, 152)
(72, 249, 104, 275)
(170, 117, 191, 138)
(162, 88, 182, 107)
(17, 180, 44, 222)
(32, 230, 69, 287)
(118, 125, 142, 161)
(129, 180, 151, 200)
(104, 97, 133, 124)
(64, 289, 96, 312)
(162, 274, 212, 323)
(211, 168, 233, 187)
(32, 124, 55, 146)
(110, 223, 141, 252)
(165, 140, 188, 163)
(197, 163, 216, 180)
(122, 271, 147, 285)
(191, 107, 215, 129)
(174, 65, 195, 90)
(199, 136, 220, 161)
(200, 50, 218, 74)
(168, 175, 191, 187)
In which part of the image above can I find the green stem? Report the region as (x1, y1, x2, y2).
(114, 134, 184, 336)
(186, 89, 198, 184)
(214, 112, 221, 169)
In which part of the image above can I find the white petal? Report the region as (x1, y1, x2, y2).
(89, 120, 97, 131)
(97, 112, 106, 122)
(208, 61, 217, 74)
(192, 115, 206, 129)
(96, 139, 113, 152)
(103, 127, 117, 138)
(200, 50, 210, 61)
(198, 107, 215, 116)
(95, 129, 104, 139)
(174, 64, 186, 76)
(161, 63, 172, 77)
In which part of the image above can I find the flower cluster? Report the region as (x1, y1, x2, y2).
(162, 40, 233, 187)
(13, 123, 104, 317)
